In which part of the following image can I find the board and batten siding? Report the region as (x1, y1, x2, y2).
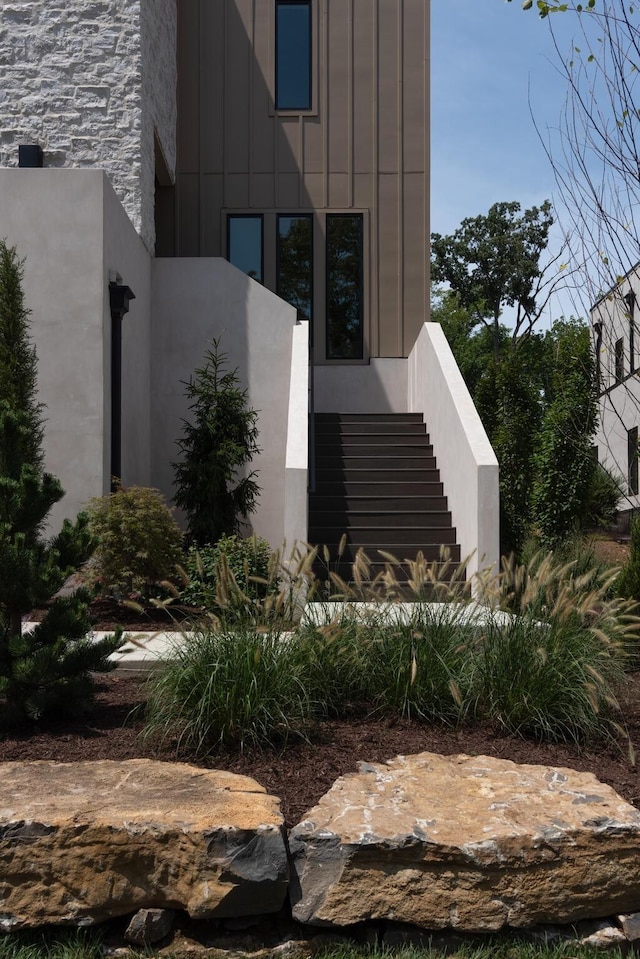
(167, 0, 429, 360)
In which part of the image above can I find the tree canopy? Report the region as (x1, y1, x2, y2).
(431, 200, 566, 359)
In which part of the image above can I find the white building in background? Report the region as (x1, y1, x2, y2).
(0, 0, 499, 576)
(592, 270, 640, 526)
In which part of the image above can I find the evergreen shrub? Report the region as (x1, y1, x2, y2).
(173, 337, 260, 546)
(0, 239, 121, 723)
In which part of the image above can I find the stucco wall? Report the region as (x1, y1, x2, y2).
(408, 323, 500, 578)
(150, 259, 301, 550)
(0, 169, 109, 530)
(0, 0, 176, 251)
(0, 169, 153, 531)
(314, 361, 408, 413)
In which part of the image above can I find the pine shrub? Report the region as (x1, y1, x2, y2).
(173, 336, 260, 546)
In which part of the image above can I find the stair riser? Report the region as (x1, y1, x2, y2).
(312, 482, 445, 497)
(309, 512, 452, 529)
(314, 423, 428, 437)
(315, 413, 424, 424)
(311, 528, 458, 546)
(316, 448, 435, 461)
(314, 544, 462, 562)
(316, 437, 433, 449)
(309, 496, 449, 511)
(311, 564, 464, 586)
(318, 456, 437, 470)
(315, 469, 440, 482)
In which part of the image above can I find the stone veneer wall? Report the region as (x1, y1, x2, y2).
(0, 0, 176, 251)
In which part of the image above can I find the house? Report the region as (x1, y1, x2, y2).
(0, 0, 499, 577)
(592, 270, 640, 527)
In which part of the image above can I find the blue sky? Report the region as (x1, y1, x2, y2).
(431, 1, 583, 320)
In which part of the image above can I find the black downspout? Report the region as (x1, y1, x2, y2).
(108, 282, 135, 492)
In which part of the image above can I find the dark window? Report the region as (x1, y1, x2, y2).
(326, 214, 363, 360)
(615, 337, 624, 383)
(629, 427, 639, 495)
(277, 215, 313, 327)
(276, 1, 312, 110)
(227, 215, 263, 283)
(626, 291, 636, 373)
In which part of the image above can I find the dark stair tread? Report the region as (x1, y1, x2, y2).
(315, 412, 425, 423)
(315, 470, 441, 482)
(316, 437, 433, 449)
(309, 512, 453, 528)
(309, 496, 449, 511)
(312, 482, 445, 496)
(311, 411, 462, 575)
(312, 544, 462, 562)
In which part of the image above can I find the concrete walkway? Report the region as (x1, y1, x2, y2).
(24, 601, 517, 676)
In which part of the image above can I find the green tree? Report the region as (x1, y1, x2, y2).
(173, 336, 261, 546)
(431, 200, 567, 554)
(432, 293, 599, 553)
(532, 319, 598, 546)
(431, 200, 561, 360)
(0, 241, 121, 723)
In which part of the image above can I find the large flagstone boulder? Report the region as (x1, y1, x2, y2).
(0, 760, 288, 929)
(288, 752, 640, 932)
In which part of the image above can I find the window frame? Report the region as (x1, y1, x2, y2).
(226, 214, 264, 284)
(276, 213, 314, 330)
(615, 336, 625, 384)
(325, 213, 364, 361)
(626, 291, 636, 374)
(271, 0, 317, 116)
(629, 426, 639, 496)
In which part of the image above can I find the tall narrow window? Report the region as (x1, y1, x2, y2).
(277, 215, 313, 326)
(626, 291, 636, 373)
(276, 1, 312, 110)
(326, 215, 363, 360)
(227, 216, 263, 283)
(615, 337, 624, 383)
(629, 426, 639, 495)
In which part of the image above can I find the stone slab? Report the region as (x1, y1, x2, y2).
(0, 760, 288, 929)
(289, 752, 640, 931)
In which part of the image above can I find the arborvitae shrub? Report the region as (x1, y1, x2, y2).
(0, 240, 120, 724)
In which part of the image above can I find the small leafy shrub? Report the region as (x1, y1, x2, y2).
(618, 514, 640, 602)
(182, 534, 277, 613)
(144, 625, 311, 754)
(582, 463, 624, 530)
(86, 485, 184, 598)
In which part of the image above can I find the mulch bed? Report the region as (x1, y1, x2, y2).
(2, 671, 640, 829)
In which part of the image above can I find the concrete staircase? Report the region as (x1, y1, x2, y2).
(308, 412, 461, 583)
